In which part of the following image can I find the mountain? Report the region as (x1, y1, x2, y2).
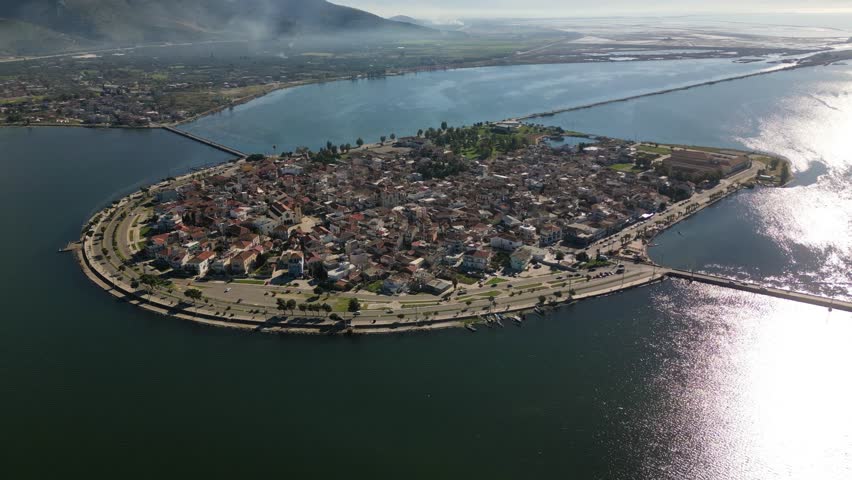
(0, 0, 432, 51)
(389, 15, 422, 26)
(389, 15, 465, 31)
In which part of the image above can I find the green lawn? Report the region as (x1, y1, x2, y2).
(639, 144, 671, 155)
(455, 274, 479, 285)
(233, 279, 265, 285)
(485, 277, 508, 286)
(139, 226, 152, 237)
(458, 290, 501, 301)
(610, 163, 642, 173)
(365, 280, 384, 293)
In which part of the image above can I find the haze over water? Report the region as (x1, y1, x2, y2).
(1, 58, 851, 477)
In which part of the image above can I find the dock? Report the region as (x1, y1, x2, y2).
(161, 126, 247, 158)
(664, 269, 852, 313)
(58, 241, 81, 253)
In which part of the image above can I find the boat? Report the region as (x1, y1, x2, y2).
(534, 306, 545, 315)
(509, 315, 523, 325)
(465, 324, 477, 333)
(495, 316, 504, 327)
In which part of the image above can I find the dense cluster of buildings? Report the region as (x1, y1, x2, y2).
(143, 134, 704, 294)
(0, 78, 191, 126)
(663, 148, 751, 179)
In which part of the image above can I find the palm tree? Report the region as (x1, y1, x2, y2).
(286, 299, 297, 314)
(321, 303, 332, 317)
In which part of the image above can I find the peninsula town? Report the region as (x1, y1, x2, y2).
(78, 122, 783, 333)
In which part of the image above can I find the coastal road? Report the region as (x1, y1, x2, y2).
(587, 162, 762, 256)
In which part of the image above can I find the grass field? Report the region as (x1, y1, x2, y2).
(639, 144, 671, 155)
(610, 163, 642, 173)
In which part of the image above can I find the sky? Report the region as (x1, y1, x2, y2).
(336, 0, 852, 20)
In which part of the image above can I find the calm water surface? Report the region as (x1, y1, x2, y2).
(184, 59, 781, 154)
(2, 61, 851, 478)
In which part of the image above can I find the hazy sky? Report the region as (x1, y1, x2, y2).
(337, 0, 852, 19)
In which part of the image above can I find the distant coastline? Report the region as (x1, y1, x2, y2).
(6, 48, 850, 131)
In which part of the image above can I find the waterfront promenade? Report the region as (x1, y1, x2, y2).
(70, 124, 849, 335)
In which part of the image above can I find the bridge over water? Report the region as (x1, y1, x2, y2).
(664, 268, 852, 313)
(161, 126, 247, 158)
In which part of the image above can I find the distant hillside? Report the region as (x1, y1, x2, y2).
(0, 0, 432, 54)
(389, 15, 465, 32)
(0, 18, 93, 56)
(389, 15, 421, 26)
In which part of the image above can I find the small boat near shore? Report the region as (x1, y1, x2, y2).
(465, 324, 477, 333)
(534, 306, 545, 315)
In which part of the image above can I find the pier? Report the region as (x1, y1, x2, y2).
(664, 268, 852, 313)
(161, 126, 247, 158)
(516, 65, 798, 122)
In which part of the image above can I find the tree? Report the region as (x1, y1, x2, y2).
(390, 133, 396, 141)
(184, 288, 203, 304)
(576, 251, 590, 262)
(555, 251, 565, 261)
(313, 286, 325, 295)
(380, 135, 387, 144)
(286, 299, 297, 314)
(538, 295, 546, 305)
(780, 162, 791, 185)
(417, 129, 424, 137)
(246, 153, 265, 162)
(276, 298, 289, 314)
(441, 121, 448, 131)
(348, 298, 361, 312)
(321, 303, 333, 316)
(298, 303, 308, 314)
(139, 273, 162, 293)
(356, 138, 364, 147)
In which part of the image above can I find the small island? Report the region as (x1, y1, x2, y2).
(73, 122, 786, 334)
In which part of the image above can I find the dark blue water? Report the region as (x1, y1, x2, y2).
(2, 62, 851, 478)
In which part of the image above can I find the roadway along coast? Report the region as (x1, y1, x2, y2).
(72, 137, 783, 335)
(74, 180, 667, 334)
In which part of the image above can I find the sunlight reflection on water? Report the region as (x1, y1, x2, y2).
(641, 281, 852, 479)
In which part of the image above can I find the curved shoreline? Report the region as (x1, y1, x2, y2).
(72, 140, 771, 335)
(73, 195, 667, 335)
(0, 56, 812, 131)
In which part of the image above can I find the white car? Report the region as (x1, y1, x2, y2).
(225, 287, 232, 293)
